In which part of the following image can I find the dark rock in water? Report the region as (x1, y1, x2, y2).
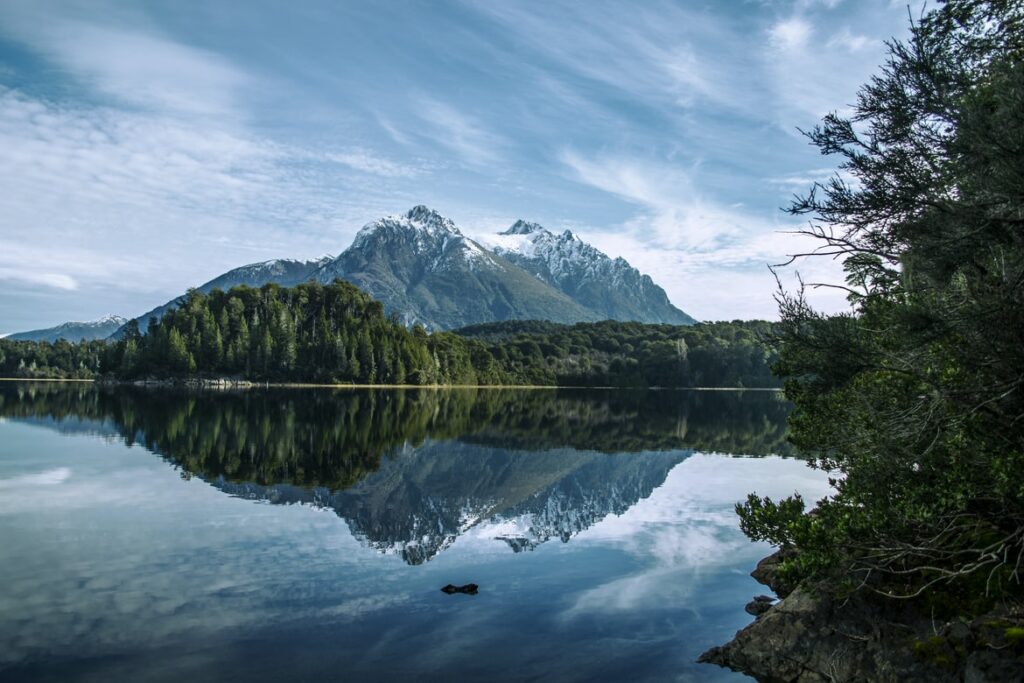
(744, 595, 775, 617)
(441, 583, 478, 595)
(750, 549, 795, 598)
(699, 549, 1024, 682)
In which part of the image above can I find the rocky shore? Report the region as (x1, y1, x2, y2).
(699, 550, 1024, 682)
(99, 377, 256, 389)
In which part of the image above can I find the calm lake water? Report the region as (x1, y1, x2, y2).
(0, 383, 831, 682)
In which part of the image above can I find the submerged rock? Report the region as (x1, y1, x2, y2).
(699, 550, 1024, 682)
(441, 583, 479, 595)
(744, 595, 775, 617)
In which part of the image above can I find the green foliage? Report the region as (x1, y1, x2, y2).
(737, 494, 806, 548)
(107, 280, 477, 384)
(738, 0, 1024, 606)
(458, 319, 780, 388)
(0, 338, 106, 379)
(1005, 627, 1024, 646)
(3, 280, 781, 389)
(912, 636, 958, 670)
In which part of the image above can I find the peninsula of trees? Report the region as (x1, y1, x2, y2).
(0, 280, 778, 388)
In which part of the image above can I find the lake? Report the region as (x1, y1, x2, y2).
(0, 382, 831, 682)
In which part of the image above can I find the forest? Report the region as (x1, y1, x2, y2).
(0, 280, 779, 388)
(736, 0, 1024, 621)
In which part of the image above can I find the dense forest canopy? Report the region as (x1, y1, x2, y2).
(0, 280, 780, 388)
(739, 0, 1024, 610)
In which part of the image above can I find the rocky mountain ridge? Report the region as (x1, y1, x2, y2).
(101, 205, 693, 337)
(6, 315, 128, 342)
(483, 220, 694, 325)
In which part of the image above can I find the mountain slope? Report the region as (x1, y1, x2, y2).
(7, 315, 128, 342)
(113, 257, 331, 337)
(312, 206, 599, 330)
(110, 206, 693, 336)
(483, 220, 695, 325)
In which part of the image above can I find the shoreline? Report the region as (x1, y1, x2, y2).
(0, 377, 782, 391)
(701, 549, 1024, 681)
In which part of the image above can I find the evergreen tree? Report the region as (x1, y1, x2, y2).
(738, 0, 1024, 604)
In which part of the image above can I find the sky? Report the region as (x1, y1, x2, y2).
(0, 0, 919, 333)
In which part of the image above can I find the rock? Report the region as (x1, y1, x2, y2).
(700, 554, 1024, 682)
(441, 583, 478, 595)
(751, 548, 796, 598)
(745, 595, 776, 617)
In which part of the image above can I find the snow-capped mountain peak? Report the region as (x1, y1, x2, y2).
(353, 206, 466, 249)
(7, 314, 131, 342)
(502, 220, 545, 236)
(405, 205, 460, 233)
(110, 205, 693, 337)
(481, 218, 695, 325)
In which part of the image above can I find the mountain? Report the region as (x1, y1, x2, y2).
(7, 315, 128, 342)
(312, 206, 599, 330)
(113, 205, 693, 335)
(482, 220, 695, 325)
(114, 257, 331, 337)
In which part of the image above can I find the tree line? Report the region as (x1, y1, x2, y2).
(0, 280, 781, 388)
(737, 0, 1024, 618)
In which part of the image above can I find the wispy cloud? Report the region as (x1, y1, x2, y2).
(558, 149, 746, 251)
(763, 10, 900, 127)
(769, 17, 813, 51)
(558, 149, 852, 319)
(0, 12, 251, 120)
(471, 2, 748, 114)
(0, 6, 422, 325)
(412, 97, 505, 165)
(0, 0, 917, 327)
(324, 150, 422, 178)
(0, 267, 78, 291)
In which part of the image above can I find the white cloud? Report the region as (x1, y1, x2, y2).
(0, 13, 251, 120)
(828, 28, 872, 52)
(0, 268, 78, 291)
(769, 17, 813, 51)
(558, 150, 853, 319)
(413, 97, 505, 165)
(0, 85, 410, 308)
(324, 150, 421, 178)
(763, 12, 900, 127)
(558, 150, 731, 250)
(471, 2, 748, 115)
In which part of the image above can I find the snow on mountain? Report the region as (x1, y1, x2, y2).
(104, 205, 692, 337)
(7, 315, 129, 342)
(340, 205, 498, 274)
(312, 206, 597, 330)
(478, 219, 695, 325)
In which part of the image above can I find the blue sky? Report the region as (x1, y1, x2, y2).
(0, 0, 917, 332)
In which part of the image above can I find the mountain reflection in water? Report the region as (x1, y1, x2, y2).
(0, 383, 791, 566)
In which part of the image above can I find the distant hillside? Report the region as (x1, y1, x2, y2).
(7, 315, 127, 342)
(113, 257, 331, 338)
